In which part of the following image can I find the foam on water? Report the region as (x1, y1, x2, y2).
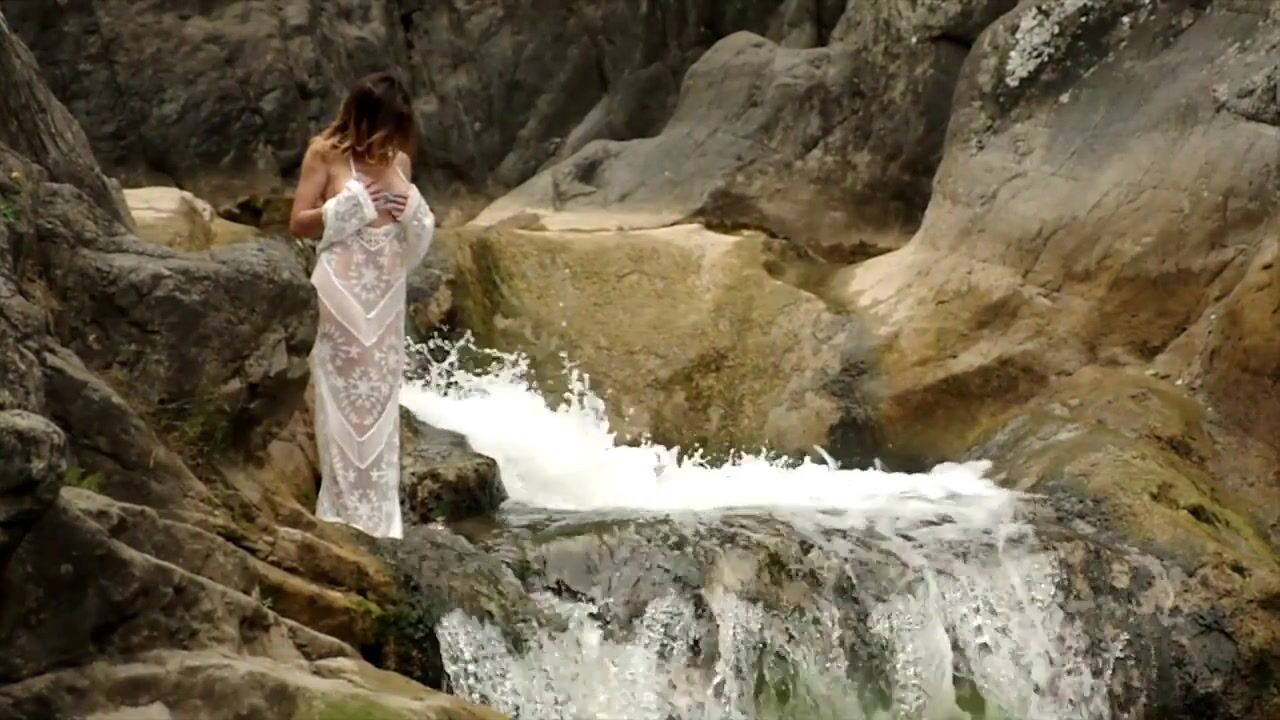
(400, 337, 1015, 533)
(400, 338, 1120, 719)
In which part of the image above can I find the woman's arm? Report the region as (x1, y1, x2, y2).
(289, 140, 329, 239)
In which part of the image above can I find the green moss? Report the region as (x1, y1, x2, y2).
(64, 464, 104, 492)
(292, 696, 409, 720)
(159, 384, 233, 459)
(176, 394, 231, 452)
(352, 595, 386, 626)
(369, 599, 445, 689)
(980, 372, 1280, 570)
(0, 197, 17, 225)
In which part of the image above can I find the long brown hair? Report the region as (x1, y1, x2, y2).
(317, 71, 415, 165)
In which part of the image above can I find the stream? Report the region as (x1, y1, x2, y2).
(398, 340, 1160, 720)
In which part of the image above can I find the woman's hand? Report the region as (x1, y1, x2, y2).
(355, 171, 409, 219)
(373, 189, 409, 219)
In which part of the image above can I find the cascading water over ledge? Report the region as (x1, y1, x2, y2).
(399, 338, 1174, 720)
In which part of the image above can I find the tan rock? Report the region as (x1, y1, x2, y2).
(825, 1, 1280, 531)
(0, 651, 507, 720)
(445, 222, 868, 455)
(124, 186, 258, 250)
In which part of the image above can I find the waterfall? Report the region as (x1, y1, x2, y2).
(400, 339, 1136, 719)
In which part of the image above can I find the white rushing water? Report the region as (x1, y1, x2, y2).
(400, 339, 1013, 533)
(400, 338, 1122, 720)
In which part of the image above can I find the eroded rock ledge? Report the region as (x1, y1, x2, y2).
(0, 14, 508, 720)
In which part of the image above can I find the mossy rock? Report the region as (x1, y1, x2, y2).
(293, 696, 410, 720)
(977, 366, 1278, 569)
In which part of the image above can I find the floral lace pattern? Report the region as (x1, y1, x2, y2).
(312, 174, 435, 539)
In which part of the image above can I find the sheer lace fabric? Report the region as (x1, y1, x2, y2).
(312, 173, 434, 538)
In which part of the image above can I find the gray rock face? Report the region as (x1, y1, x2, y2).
(477, 1, 1016, 259)
(0, 0, 802, 211)
(42, 344, 210, 512)
(0, 652, 505, 720)
(1, 0, 1010, 244)
(401, 409, 506, 525)
(0, 14, 512, 719)
(0, 11, 129, 225)
(0, 410, 65, 571)
(29, 180, 315, 410)
(374, 524, 554, 692)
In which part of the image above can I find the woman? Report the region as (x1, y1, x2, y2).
(289, 71, 435, 539)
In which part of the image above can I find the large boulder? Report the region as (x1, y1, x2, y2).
(0, 652, 506, 720)
(476, 0, 1016, 260)
(124, 186, 259, 250)
(442, 223, 875, 457)
(400, 409, 506, 525)
(28, 180, 315, 451)
(833, 0, 1280, 512)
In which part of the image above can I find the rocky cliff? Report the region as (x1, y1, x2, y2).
(2, 0, 1279, 717)
(0, 11, 508, 720)
(454, 1, 1280, 716)
(1, 0, 995, 249)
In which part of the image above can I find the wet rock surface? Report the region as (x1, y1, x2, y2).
(441, 224, 871, 455)
(442, 503, 1245, 718)
(401, 409, 506, 525)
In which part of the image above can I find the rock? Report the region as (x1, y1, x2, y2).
(373, 525, 556, 691)
(124, 186, 259, 250)
(442, 224, 875, 457)
(0, 651, 507, 720)
(835, 0, 1280, 498)
(0, 147, 60, 415)
(406, 250, 455, 341)
(0, 410, 65, 570)
(42, 344, 211, 511)
(470, 0, 1020, 258)
(218, 193, 295, 233)
(0, 9, 131, 225)
(400, 408, 506, 524)
(3, 1, 822, 213)
(34, 197, 315, 449)
(474, 8, 997, 260)
(66, 487, 261, 597)
(455, 504, 1248, 718)
(972, 369, 1280, 717)
(0, 496, 339, 685)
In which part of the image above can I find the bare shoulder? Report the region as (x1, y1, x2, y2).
(395, 151, 412, 177)
(304, 136, 337, 168)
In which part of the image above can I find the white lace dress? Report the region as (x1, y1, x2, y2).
(311, 161, 435, 538)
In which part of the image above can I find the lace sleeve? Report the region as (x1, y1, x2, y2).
(399, 189, 436, 270)
(318, 180, 377, 253)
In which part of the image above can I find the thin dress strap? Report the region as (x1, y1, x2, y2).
(348, 153, 357, 176)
